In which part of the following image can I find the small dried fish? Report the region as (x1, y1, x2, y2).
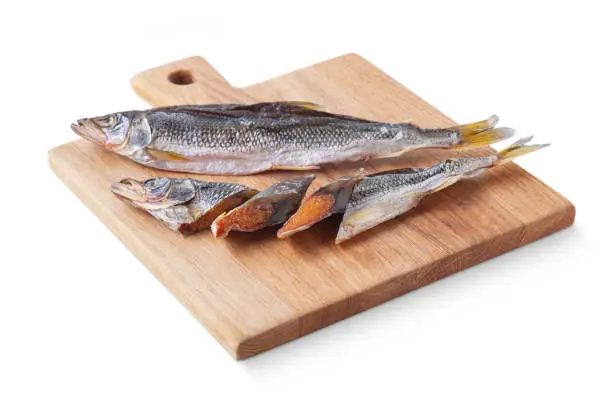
(277, 174, 363, 239)
(72, 102, 512, 175)
(111, 177, 258, 235)
(335, 137, 549, 243)
(211, 175, 315, 237)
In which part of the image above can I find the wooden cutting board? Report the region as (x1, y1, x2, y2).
(48, 54, 575, 359)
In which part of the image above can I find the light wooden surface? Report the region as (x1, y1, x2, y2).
(49, 54, 575, 359)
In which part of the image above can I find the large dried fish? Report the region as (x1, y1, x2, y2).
(111, 177, 258, 235)
(211, 175, 315, 237)
(335, 137, 549, 243)
(72, 102, 512, 175)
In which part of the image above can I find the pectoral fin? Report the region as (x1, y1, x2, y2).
(271, 164, 321, 171)
(336, 193, 423, 243)
(373, 148, 413, 159)
(146, 148, 191, 162)
(341, 206, 387, 228)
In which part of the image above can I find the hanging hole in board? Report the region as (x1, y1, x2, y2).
(168, 70, 195, 85)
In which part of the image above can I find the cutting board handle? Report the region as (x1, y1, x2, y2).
(131, 56, 256, 106)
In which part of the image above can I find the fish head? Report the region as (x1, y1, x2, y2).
(72, 112, 130, 146)
(111, 177, 196, 210)
(71, 111, 149, 155)
(111, 178, 147, 202)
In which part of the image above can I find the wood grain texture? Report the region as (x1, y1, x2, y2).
(49, 54, 575, 359)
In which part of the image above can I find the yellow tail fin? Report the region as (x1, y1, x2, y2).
(452, 115, 499, 136)
(455, 127, 515, 150)
(496, 136, 550, 164)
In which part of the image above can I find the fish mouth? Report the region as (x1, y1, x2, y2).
(110, 178, 147, 202)
(71, 119, 106, 146)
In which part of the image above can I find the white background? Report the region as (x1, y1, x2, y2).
(1, 1, 610, 407)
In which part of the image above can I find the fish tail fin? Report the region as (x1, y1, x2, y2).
(450, 115, 513, 150)
(495, 136, 550, 164)
(454, 127, 515, 150)
(452, 114, 499, 136)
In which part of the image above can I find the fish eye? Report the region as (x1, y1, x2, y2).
(144, 178, 165, 188)
(94, 115, 117, 128)
(144, 178, 172, 196)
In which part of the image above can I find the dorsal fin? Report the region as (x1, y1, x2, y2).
(153, 101, 324, 114)
(282, 101, 325, 111)
(149, 102, 383, 124)
(367, 167, 428, 177)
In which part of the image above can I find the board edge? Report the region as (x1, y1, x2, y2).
(48, 143, 248, 360)
(234, 202, 575, 359)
